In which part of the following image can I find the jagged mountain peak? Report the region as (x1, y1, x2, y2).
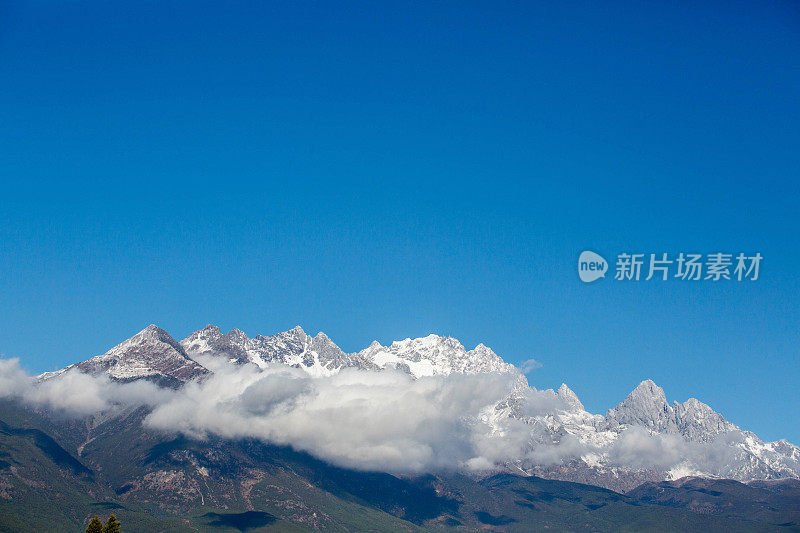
(310, 331, 341, 351)
(629, 379, 668, 401)
(134, 324, 179, 344)
(603, 380, 742, 444)
(387, 334, 465, 352)
(199, 323, 221, 335)
(673, 397, 739, 441)
(358, 333, 514, 377)
(66, 325, 208, 385)
(604, 379, 674, 432)
(467, 342, 504, 361)
(469, 343, 504, 363)
(108, 324, 184, 355)
(678, 397, 714, 411)
(557, 383, 585, 411)
(227, 327, 250, 342)
(181, 324, 223, 346)
(182, 328, 516, 378)
(179, 324, 354, 376)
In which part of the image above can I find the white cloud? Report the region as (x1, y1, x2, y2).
(143, 364, 525, 473)
(520, 358, 543, 374)
(0, 357, 171, 416)
(0, 358, 778, 478)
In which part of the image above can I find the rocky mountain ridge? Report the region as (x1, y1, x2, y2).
(39, 324, 800, 491)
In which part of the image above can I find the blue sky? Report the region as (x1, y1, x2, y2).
(1, 1, 799, 443)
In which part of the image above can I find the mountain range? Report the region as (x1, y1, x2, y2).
(1, 324, 797, 531)
(43, 324, 799, 491)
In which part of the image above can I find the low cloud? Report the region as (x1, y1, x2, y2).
(144, 364, 524, 473)
(0, 358, 172, 416)
(0, 358, 779, 478)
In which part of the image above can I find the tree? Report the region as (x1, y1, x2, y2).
(102, 515, 122, 533)
(86, 516, 103, 533)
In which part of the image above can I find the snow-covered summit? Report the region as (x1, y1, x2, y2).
(357, 334, 515, 378)
(557, 383, 585, 411)
(180, 327, 513, 378)
(180, 324, 377, 376)
(46, 324, 209, 386)
(603, 379, 739, 441)
(674, 397, 740, 442)
(604, 379, 676, 432)
(511, 378, 800, 489)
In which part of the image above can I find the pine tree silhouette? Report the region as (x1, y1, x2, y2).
(86, 516, 103, 533)
(102, 514, 122, 533)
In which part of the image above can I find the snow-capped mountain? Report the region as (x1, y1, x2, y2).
(179, 325, 512, 378)
(356, 334, 515, 377)
(603, 379, 738, 440)
(41, 325, 208, 387)
(515, 379, 800, 490)
(179, 324, 376, 376)
(41, 324, 800, 490)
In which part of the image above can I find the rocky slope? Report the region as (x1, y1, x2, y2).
(40, 325, 208, 388)
(0, 397, 791, 532)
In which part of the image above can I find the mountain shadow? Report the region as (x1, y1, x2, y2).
(202, 511, 277, 531)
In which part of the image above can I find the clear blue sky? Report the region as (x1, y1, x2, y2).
(1, 1, 798, 443)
